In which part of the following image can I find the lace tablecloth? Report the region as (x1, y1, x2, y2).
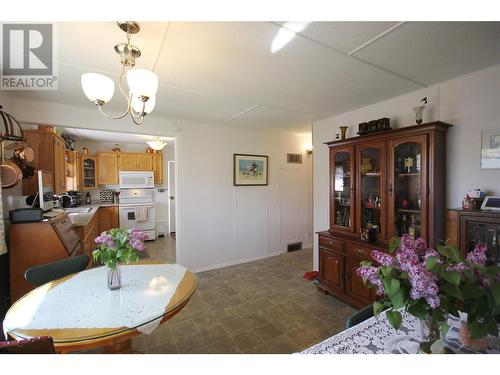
(301, 311, 500, 354)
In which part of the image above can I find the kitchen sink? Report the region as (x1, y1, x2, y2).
(64, 207, 93, 213)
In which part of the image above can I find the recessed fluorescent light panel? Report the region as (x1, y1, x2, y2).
(271, 22, 311, 54)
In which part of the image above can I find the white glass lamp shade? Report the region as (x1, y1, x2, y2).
(81, 73, 115, 104)
(147, 138, 166, 151)
(132, 95, 156, 114)
(127, 69, 159, 99)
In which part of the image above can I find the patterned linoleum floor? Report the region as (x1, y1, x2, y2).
(90, 236, 355, 354)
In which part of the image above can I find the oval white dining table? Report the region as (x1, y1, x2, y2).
(3, 261, 197, 353)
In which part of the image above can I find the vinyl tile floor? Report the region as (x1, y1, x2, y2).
(94, 237, 355, 354)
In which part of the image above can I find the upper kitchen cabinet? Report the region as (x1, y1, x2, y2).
(65, 150, 81, 191)
(153, 154, 163, 184)
(118, 153, 137, 171)
(81, 156, 97, 190)
(136, 154, 153, 171)
(22, 127, 67, 195)
(97, 152, 119, 185)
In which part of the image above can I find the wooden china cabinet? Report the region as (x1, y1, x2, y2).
(318, 122, 452, 309)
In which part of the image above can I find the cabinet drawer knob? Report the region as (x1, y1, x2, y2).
(356, 248, 364, 255)
(334, 260, 338, 264)
(328, 241, 334, 246)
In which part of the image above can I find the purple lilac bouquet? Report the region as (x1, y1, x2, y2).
(93, 228, 148, 269)
(357, 235, 500, 345)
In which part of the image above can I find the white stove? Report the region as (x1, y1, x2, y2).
(119, 185, 156, 241)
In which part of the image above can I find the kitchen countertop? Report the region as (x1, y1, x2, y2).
(52, 202, 119, 227)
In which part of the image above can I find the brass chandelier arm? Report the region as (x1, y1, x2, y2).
(130, 112, 145, 125)
(96, 65, 134, 120)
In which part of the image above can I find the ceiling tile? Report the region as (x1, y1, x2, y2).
(55, 21, 167, 73)
(295, 21, 399, 53)
(155, 22, 421, 117)
(353, 22, 500, 85)
(224, 105, 319, 133)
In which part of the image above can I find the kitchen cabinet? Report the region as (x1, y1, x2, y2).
(153, 154, 163, 184)
(136, 154, 153, 171)
(319, 122, 452, 309)
(118, 153, 137, 170)
(22, 128, 67, 195)
(65, 150, 80, 191)
(98, 206, 119, 233)
(97, 152, 118, 185)
(9, 213, 81, 302)
(81, 156, 97, 190)
(74, 211, 98, 264)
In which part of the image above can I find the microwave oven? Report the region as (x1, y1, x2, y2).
(119, 171, 154, 189)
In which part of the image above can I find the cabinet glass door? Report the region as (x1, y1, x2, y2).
(331, 147, 354, 231)
(357, 142, 386, 240)
(83, 158, 96, 188)
(464, 219, 500, 266)
(389, 136, 427, 240)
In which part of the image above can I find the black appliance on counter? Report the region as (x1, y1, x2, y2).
(61, 191, 82, 208)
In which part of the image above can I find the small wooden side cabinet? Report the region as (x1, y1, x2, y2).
(446, 209, 500, 263)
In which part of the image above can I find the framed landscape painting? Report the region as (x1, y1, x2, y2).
(481, 128, 500, 169)
(233, 154, 268, 186)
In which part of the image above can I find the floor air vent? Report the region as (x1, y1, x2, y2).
(287, 242, 302, 252)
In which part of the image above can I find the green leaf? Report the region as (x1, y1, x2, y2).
(388, 237, 400, 253)
(487, 318, 499, 336)
(461, 283, 484, 300)
(470, 320, 489, 339)
(383, 278, 400, 296)
(441, 284, 463, 301)
(389, 288, 406, 309)
(439, 322, 450, 337)
(386, 310, 402, 330)
(407, 299, 428, 320)
(437, 245, 461, 263)
(373, 301, 384, 316)
(491, 282, 500, 305)
(359, 260, 372, 267)
(440, 270, 461, 286)
(425, 256, 439, 271)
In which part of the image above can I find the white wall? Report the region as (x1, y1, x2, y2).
(312, 64, 500, 271)
(4, 97, 313, 272)
(179, 121, 312, 271)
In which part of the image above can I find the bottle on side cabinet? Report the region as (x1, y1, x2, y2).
(85, 192, 91, 205)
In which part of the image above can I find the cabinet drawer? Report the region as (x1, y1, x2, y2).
(318, 236, 344, 252)
(345, 243, 373, 259)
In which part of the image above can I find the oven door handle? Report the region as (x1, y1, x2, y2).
(120, 205, 155, 209)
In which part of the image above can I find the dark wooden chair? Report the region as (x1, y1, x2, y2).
(24, 254, 89, 287)
(345, 304, 374, 329)
(0, 336, 56, 354)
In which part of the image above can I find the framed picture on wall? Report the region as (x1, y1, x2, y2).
(233, 154, 268, 186)
(481, 128, 500, 169)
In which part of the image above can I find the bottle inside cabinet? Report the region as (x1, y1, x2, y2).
(333, 152, 351, 228)
(360, 147, 382, 234)
(394, 142, 421, 238)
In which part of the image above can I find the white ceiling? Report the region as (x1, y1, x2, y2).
(61, 127, 174, 146)
(11, 21, 500, 132)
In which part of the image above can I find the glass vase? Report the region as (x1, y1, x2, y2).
(107, 265, 121, 290)
(419, 317, 444, 353)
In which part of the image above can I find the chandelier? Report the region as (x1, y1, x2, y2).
(81, 21, 158, 125)
(147, 137, 167, 151)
